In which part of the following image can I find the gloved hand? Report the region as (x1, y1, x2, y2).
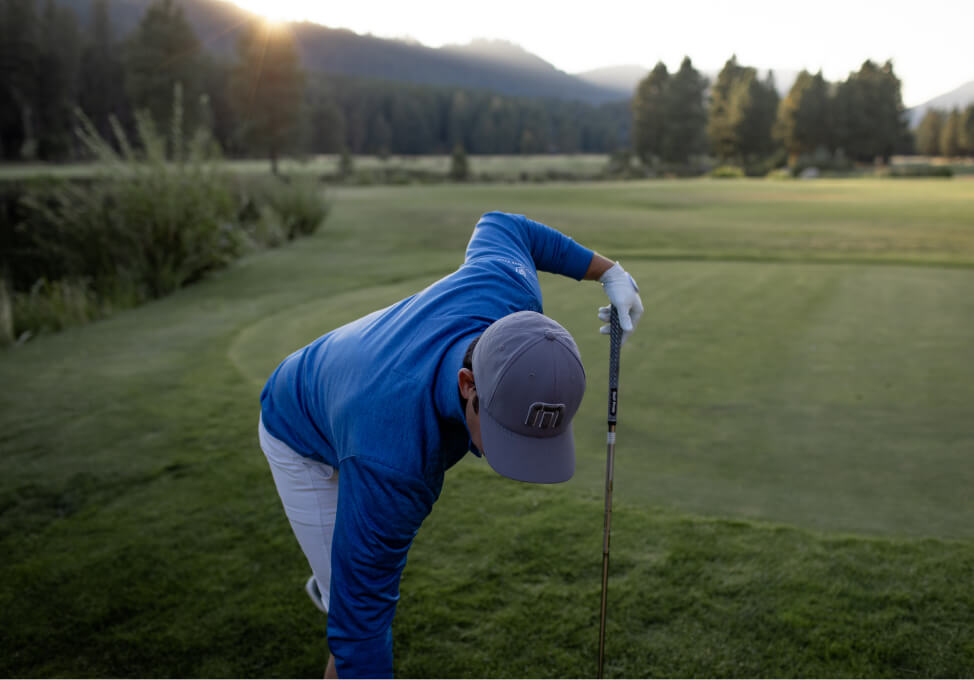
(598, 262, 643, 345)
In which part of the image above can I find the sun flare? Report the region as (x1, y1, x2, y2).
(232, 0, 308, 23)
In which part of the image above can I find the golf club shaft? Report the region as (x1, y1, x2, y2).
(598, 306, 622, 679)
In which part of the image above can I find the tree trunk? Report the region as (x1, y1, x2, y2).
(11, 89, 37, 160)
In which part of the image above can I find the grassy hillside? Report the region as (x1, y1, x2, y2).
(2, 179, 973, 676)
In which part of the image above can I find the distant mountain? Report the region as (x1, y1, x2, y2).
(288, 26, 625, 103)
(907, 80, 974, 127)
(577, 64, 800, 98)
(441, 38, 558, 72)
(56, 0, 253, 54)
(56, 0, 626, 104)
(575, 65, 646, 98)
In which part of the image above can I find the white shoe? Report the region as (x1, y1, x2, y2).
(305, 575, 328, 614)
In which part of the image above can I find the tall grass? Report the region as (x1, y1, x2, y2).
(1, 93, 330, 341)
(0, 278, 12, 346)
(239, 176, 331, 245)
(18, 114, 238, 303)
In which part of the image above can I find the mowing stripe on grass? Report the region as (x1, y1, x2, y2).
(3, 179, 973, 677)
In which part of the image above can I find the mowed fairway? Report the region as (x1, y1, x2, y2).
(2, 178, 974, 677)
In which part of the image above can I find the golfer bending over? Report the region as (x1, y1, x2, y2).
(258, 211, 642, 678)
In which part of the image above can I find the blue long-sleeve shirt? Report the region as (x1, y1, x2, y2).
(259, 212, 594, 677)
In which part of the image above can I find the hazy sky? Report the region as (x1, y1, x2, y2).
(232, 0, 973, 107)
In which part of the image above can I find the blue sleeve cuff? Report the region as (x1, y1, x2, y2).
(518, 214, 594, 280)
(331, 628, 394, 678)
(562, 240, 595, 281)
(327, 457, 435, 678)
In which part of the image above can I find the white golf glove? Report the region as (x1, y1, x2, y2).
(598, 262, 643, 345)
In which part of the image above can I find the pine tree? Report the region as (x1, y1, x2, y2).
(708, 57, 778, 163)
(519, 104, 548, 153)
(230, 21, 304, 173)
(447, 90, 470, 149)
(776, 70, 830, 163)
(125, 0, 203, 137)
(389, 93, 432, 154)
(739, 71, 779, 159)
(939, 108, 961, 158)
(198, 55, 236, 154)
(79, 0, 127, 140)
(35, 0, 81, 159)
(370, 112, 392, 158)
(308, 85, 345, 154)
(707, 56, 749, 161)
(915, 110, 944, 156)
(832, 60, 907, 163)
(961, 105, 974, 157)
(631, 62, 669, 165)
(449, 143, 469, 181)
(338, 147, 353, 178)
(0, 0, 40, 159)
(661, 57, 707, 165)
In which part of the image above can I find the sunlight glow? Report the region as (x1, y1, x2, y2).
(228, 0, 974, 107)
(232, 0, 310, 23)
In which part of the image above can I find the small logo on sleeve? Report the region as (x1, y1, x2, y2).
(496, 257, 529, 278)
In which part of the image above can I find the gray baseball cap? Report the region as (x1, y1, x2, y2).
(472, 311, 586, 483)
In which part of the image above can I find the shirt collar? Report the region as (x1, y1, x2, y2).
(433, 334, 481, 457)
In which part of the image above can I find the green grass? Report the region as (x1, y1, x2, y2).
(0, 154, 613, 182)
(3, 154, 968, 183)
(2, 178, 974, 677)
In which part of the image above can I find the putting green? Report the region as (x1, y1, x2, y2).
(228, 257, 974, 540)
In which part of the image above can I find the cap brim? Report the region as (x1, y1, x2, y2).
(479, 411, 575, 484)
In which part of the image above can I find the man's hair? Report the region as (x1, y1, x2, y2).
(462, 335, 480, 371)
(459, 335, 480, 416)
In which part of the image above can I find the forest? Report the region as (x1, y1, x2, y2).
(2, 0, 973, 170)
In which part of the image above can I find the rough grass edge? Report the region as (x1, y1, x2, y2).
(0, 278, 13, 346)
(2, 99, 331, 345)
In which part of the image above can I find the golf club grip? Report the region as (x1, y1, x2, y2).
(608, 306, 622, 425)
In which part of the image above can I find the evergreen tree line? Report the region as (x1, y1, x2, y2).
(914, 107, 974, 157)
(0, 0, 629, 165)
(308, 76, 630, 157)
(632, 56, 940, 171)
(1, 0, 215, 161)
(3, 0, 967, 168)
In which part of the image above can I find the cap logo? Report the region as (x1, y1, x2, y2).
(524, 402, 565, 429)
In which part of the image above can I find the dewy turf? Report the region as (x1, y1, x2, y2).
(2, 178, 973, 677)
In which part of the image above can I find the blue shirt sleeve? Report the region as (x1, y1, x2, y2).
(327, 456, 436, 678)
(465, 212, 594, 280)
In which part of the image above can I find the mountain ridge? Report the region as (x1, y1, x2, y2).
(55, 0, 625, 103)
(576, 64, 801, 98)
(907, 80, 974, 127)
(288, 23, 625, 103)
(56, 0, 974, 115)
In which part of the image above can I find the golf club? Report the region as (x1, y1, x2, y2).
(598, 305, 622, 679)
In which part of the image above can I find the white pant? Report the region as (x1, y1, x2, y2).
(259, 416, 339, 612)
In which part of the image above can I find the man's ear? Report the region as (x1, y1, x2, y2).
(457, 367, 476, 399)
